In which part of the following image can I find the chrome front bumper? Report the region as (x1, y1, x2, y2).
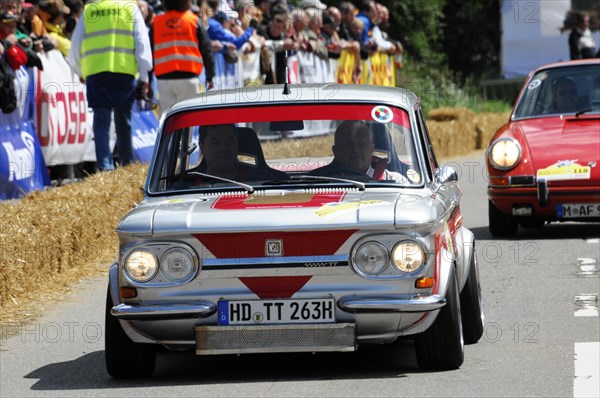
(111, 294, 445, 320)
(337, 294, 446, 313)
(111, 301, 216, 320)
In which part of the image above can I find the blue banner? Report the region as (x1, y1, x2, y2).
(0, 121, 51, 200)
(0, 67, 50, 200)
(131, 102, 159, 164)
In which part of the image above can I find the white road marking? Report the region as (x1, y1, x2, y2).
(585, 238, 599, 244)
(574, 342, 600, 398)
(577, 258, 598, 278)
(575, 294, 599, 317)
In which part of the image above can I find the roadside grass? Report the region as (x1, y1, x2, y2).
(396, 64, 513, 115)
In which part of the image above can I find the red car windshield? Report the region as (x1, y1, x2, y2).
(513, 64, 600, 119)
(149, 103, 422, 193)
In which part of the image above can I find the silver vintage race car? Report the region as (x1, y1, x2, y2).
(105, 84, 483, 378)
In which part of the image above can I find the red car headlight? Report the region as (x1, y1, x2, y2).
(488, 138, 522, 170)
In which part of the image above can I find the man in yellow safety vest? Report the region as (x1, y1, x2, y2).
(67, 0, 153, 171)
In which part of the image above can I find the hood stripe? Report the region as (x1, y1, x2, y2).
(239, 276, 313, 299)
(194, 230, 357, 259)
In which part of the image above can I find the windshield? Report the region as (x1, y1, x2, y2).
(513, 64, 600, 119)
(148, 104, 422, 193)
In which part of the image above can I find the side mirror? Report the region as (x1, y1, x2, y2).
(436, 166, 458, 184)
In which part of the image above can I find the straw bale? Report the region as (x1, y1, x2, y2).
(473, 112, 511, 149)
(0, 164, 147, 326)
(427, 108, 477, 159)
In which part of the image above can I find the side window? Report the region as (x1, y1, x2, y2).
(415, 109, 438, 181)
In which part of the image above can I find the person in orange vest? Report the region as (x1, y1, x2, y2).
(150, 0, 214, 115)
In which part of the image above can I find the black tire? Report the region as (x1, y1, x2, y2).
(488, 200, 518, 237)
(105, 288, 156, 379)
(415, 269, 464, 370)
(459, 252, 484, 344)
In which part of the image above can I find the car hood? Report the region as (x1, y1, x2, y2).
(118, 189, 447, 235)
(514, 117, 600, 166)
(513, 116, 600, 184)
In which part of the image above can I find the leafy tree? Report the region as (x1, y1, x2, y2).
(378, 0, 447, 67)
(441, 0, 501, 82)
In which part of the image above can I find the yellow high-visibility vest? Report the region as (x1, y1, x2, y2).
(80, 0, 137, 78)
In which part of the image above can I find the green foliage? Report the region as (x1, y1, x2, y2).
(442, 0, 501, 81)
(379, 0, 447, 68)
(396, 63, 511, 115)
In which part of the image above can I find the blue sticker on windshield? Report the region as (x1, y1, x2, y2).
(371, 105, 393, 123)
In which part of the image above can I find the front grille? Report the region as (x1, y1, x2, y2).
(509, 175, 535, 186)
(195, 323, 356, 355)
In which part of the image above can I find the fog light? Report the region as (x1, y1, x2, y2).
(512, 205, 532, 216)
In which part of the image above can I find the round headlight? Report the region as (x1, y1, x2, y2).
(392, 241, 426, 273)
(161, 247, 196, 281)
(353, 242, 389, 276)
(489, 138, 521, 170)
(125, 250, 158, 282)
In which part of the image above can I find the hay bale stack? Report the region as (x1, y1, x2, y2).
(0, 164, 147, 323)
(427, 108, 477, 158)
(427, 108, 511, 158)
(473, 112, 511, 149)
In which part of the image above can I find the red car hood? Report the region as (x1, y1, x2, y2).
(513, 116, 600, 186)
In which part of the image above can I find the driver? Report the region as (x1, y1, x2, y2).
(310, 120, 407, 183)
(549, 77, 578, 114)
(197, 124, 279, 181)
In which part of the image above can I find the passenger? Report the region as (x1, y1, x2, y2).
(310, 120, 407, 183)
(198, 124, 280, 181)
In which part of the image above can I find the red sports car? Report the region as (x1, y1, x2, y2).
(486, 59, 600, 237)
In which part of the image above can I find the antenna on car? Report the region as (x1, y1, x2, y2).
(283, 49, 291, 95)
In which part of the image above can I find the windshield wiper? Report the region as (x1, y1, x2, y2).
(286, 174, 366, 191)
(575, 106, 600, 117)
(187, 172, 255, 193)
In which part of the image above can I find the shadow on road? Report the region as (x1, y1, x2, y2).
(25, 340, 423, 389)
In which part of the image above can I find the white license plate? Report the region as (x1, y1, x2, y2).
(217, 299, 335, 325)
(557, 203, 600, 218)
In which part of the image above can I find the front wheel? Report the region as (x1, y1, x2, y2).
(105, 288, 156, 379)
(415, 269, 464, 370)
(460, 252, 484, 344)
(488, 200, 518, 237)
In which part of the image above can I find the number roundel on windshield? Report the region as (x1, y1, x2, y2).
(371, 105, 394, 123)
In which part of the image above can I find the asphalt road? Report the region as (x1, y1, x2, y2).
(1, 152, 598, 398)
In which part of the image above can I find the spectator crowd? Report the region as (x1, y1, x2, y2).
(0, 0, 405, 175)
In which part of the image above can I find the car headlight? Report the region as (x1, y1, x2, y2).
(392, 240, 426, 273)
(488, 138, 521, 170)
(124, 250, 158, 282)
(161, 247, 196, 281)
(353, 242, 389, 276)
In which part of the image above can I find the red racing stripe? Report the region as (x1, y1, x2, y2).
(239, 276, 312, 299)
(194, 230, 357, 258)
